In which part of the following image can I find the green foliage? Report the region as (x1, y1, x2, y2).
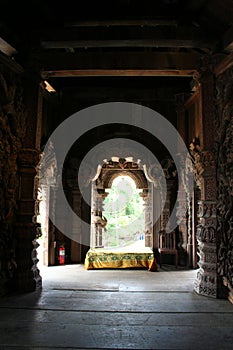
(103, 176, 144, 247)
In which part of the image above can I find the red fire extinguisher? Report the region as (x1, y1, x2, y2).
(58, 246, 65, 265)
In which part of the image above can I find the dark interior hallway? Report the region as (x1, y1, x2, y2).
(1, 1, 233, 349)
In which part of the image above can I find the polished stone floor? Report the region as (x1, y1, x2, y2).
(0, 264, 233, 349)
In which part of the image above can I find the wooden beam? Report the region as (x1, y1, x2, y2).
(41, 39, 212, 49)
(0, 37, 17, 56)
(53, 84, 189, 101)
(40, 25, 211, 41)
(0, 52, 23, 74)
(39, 25, 215, 50)
(65, 19, 178, 27)
(41, 69, 196, 79)
(215, 52, 233, 76)
(31, 51, 200, 71)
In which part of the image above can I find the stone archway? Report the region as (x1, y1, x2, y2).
(90, 157, 154, 250)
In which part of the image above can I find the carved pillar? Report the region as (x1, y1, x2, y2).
(144, 163, 163, 250)
(14, 148, 41, 292)
(191, 186, 199, 269)
(95, 189, 108, 247)
(195, 195, 217, 297)
(191, 63, 218, 297)
(184, 156, 196, 267)
(91, 181, 108, 248)
(0, 70, 26, 294)
(160, 182, 172, 232)
(13, 76, 42, 292)
(141, 188, 153, 248)
(39, 184, 50, 266)
(96, 193, 103, 247)
(215, 67, 233, 302)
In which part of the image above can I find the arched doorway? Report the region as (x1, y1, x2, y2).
(90, 157, 155, 251)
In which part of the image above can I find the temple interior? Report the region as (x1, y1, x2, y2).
(1, 1, 233, 348)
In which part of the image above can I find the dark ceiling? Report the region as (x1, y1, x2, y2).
(1, 0, 233, 93)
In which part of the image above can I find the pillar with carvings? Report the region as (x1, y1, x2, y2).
(191, 61, 218, 297)
(15, 148, 41, 291)
(214, 65, 233, 301)
(140, 188, 153, 248)
(91, 180, 108, 248)
(13, 77, 42, 292)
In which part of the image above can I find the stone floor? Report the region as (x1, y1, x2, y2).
(0, 263, 233, 349)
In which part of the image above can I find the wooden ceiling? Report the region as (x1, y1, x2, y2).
(1, 0, 233, 92)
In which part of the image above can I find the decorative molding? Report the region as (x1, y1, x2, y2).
(189, 139, 215, 182)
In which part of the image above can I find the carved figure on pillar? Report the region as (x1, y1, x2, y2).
(187, 57, 219, 297)
(190, 132, 218, 297)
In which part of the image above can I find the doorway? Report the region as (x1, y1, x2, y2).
(103, 175, 145, 250)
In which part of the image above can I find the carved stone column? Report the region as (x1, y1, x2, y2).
(95, 189, 108, 247)
(215, 66, 233, 302)
(186, 59, 218, 297)
(184, 155, 196, 267)
(13, 76, 43, 292)
(161, 182, 172, 232)
(0, 70, 26, 295)
(195, 197, 217, 297)
(91, 181, 108, 248)
(144, 163, 163, 250)
(141, 188, 153, 248)
(14, 148, 42, 292)
(95, 193, 103, 247)
(192, 150, 217, 297)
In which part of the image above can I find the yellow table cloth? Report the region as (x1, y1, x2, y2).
(84, 247, 157, 271)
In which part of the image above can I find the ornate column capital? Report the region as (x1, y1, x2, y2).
(189, 139, 216, 178)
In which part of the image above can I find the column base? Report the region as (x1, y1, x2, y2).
(194, 267, 217, 298)
(13, 223, 42, 293)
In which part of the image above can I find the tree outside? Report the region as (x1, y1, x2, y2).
(103, 176, 145, 247)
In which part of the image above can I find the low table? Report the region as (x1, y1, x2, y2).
(84, 247, 158, 271)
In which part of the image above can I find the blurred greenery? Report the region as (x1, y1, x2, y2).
(103, 176, 144, 247)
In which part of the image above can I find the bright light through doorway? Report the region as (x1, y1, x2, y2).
(103, 175, 145, 249)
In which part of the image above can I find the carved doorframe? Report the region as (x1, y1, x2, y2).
(90, 158, 153, 249)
